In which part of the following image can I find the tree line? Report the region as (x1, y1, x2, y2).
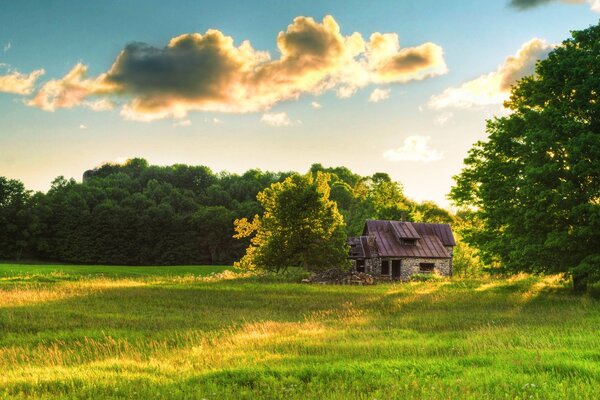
(1, 159, 473, 268)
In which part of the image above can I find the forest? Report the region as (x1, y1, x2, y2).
(0, 159, 465, 267)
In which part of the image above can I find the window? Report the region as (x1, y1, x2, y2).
(419, 263, 435, 273)
(401, 239, 417, 246)
(356, 259, 365, 273)
(381, 260, 390, 275)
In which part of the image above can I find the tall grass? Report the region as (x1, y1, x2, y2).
(0, 264, 598, 399)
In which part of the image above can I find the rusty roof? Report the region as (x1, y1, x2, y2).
(360, 220, 455, 259)
(347, 236, 375, 259)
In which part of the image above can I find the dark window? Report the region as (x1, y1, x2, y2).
(381, 260, 390, 275)
(392, 260, 401, 279)
(401, 239, 417, 246)
(419, 263, 435, 273)
(356, 259, 365, 273)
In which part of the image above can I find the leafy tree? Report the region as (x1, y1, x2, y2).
(450, 23, 600, 291)
(0, 177, 36, 260)
(234, 173, 349, 272)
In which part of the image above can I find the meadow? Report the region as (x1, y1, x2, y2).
(1, 264, 599, 399)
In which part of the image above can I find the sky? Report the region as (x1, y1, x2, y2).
(0, 0, 598, 207)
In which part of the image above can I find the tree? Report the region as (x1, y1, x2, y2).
(0, 177, 36, 260)
(234, 173, 349, 273)
(450, 23, 600, 292)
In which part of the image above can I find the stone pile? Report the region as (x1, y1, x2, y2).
(301, 268, 375, 285)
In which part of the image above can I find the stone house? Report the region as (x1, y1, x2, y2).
(348, 220, 456, 280)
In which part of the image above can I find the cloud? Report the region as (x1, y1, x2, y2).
(428, 38, 553, 109)
(0, 69, 45, 95)
(173, 119, 191, 127)
(368, 87, 390, 103)
(311, 101, 322, 108)
(434, 111, 454, 126)
(509, 0, 600, 12)
(383, 136, 443, 162)
(27, 63, 113, 111)
(84, 99, 114, 111)
(365, 33, 447, 83)
(79, 124, 87, 129)
(3, 42, 11, 52)
(261, 112, 293, 127)
(28, 15, 448, 120)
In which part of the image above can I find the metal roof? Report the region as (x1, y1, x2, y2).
(360, 220, 455, 259)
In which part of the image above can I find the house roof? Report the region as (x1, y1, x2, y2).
(358, 220, 455, 259)
(347, 236, 373, 259)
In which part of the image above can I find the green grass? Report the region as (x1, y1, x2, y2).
(0, 264, 599, 399)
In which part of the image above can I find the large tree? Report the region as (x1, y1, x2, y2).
(450, 23, 600, 291)
(234, 172, 349, 272)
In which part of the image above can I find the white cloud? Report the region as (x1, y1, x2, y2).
(261, 112, 293, 127)
(84, 99, 114, 111)
(79, 124, 87, 129)
(3, 42, 11, 52)
(428, 38, 553, 110)
(383, 136, 443, 162)
(336, 85, 357, 99)
(311, 101, 322, 109)
(368, 87, 390, 103)
(434, 111, 454, 126)
(173, 119, 191, 127)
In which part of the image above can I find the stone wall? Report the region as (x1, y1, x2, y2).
(398, 257, 451, 280)
(352, 255, 452, 281)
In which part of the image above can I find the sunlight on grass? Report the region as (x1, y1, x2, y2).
(0, 264, 598, 399)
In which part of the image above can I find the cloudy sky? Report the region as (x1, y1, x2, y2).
(1, 0, 598, 206)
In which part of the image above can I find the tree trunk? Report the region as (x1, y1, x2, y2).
(573, 273, 588, 293)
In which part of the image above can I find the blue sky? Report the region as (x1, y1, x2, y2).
(0, 0, 598, 206)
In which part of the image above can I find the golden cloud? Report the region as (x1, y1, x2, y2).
(29, 15, 448, 120)
(428, 38, 553, 109)
(366, 33, 447, 83)
(0, 69, 44, 95)
(27, 63, 113, 111)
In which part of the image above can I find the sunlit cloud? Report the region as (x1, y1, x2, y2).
(3, 42, 11, 52)
(311, 101, 322, 109)
(28, 15, 448, 120)
(428, 38, 553, 109)
(84, 99, 114, 111)
(27, 63, 114, 111)
(383, 135, 443, 162)
(509, 0, 600, 12)
(366, 33, 447, 83)
(0, 69, 45, 95)
(79, 124, 87, 129)
(368, 87, 390, 103)
(261, 112, 293, 127)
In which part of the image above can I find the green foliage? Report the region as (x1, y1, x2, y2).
(1, 265, 599, 399)
(0, 177, 37, 260)
(450, 23, 600, 289)
(234, 173, 349, 272)
(0, 158, 468, 267)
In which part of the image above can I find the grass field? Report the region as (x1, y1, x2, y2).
(1, 264, 599, 399)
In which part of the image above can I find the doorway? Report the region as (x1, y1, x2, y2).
(391, 259, 401, 280)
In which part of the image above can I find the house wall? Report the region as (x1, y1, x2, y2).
(351, 252, 454, 280)
(399, 257, 451, 280)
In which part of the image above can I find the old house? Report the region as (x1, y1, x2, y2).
(348, 220, 455, 280)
